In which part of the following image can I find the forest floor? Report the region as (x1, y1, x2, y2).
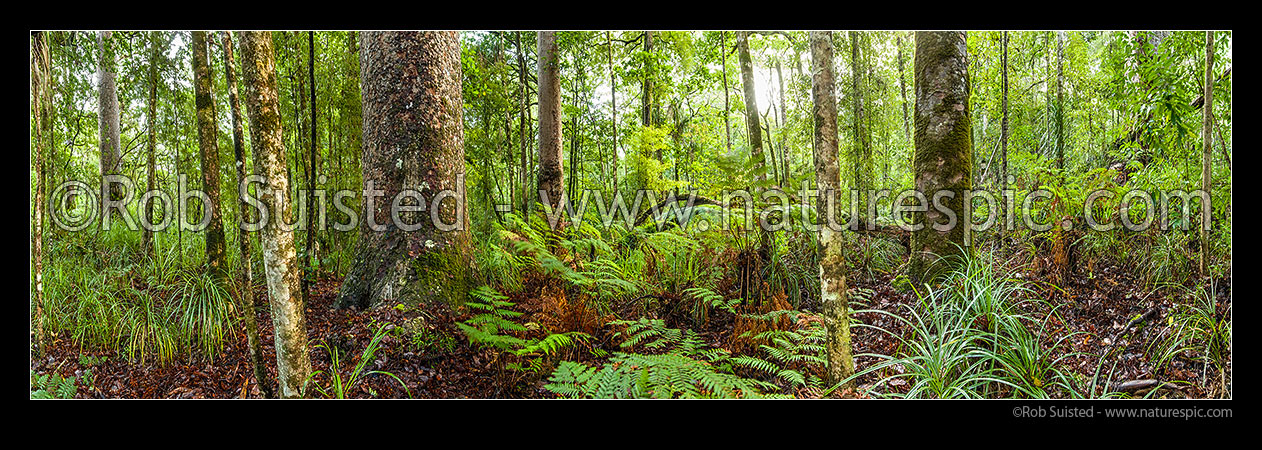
(30, 262, 1231, 399)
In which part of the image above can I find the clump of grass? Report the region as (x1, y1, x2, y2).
(1148, 280, 1231, 396)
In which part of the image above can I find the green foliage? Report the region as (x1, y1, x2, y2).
(544, 318, 785, 398)
(306, 324, 410, 399)
(30, 369, 91, 399)
(1148, 281, 1230, 393)
(843, 251, 1093, 399)
(457, 285, 591, 374)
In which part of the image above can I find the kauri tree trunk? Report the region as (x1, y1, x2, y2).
(536, 31, 564, 212)
(334, 31, 470, 310)
(97, 30, 122, 215)
(909, 31, 972, 282)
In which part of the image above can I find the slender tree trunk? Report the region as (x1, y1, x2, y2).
(221, 31, 273, 399)
(335, 31, 470, 310)
(775, 59, 789, 183)
(237, 31, 313, 398)
(897, 32, 912, 145)
(32, 31, 51, 355)
(192, 31, 229, 278)
(1200, 31, 1214, 276)
(1055, 32, 1065, 173)
(515, 32, 530, 213)
(606, 32, 620, 192)
(536, 31, 564, 212)
(144, 33, 159, 258)
(737, 31, 771, 261)
(909, 31, 973, 282)
(849, 31, 871, 219)
(304, 31, 318, 304)
(809, 31, 854, 389)
(1000, 31, 1009, 238)
(721, 31, 733, 154)
(97, 30, 121, 216)
(737, 31, 765, 179)
(642, 31, 653, 127)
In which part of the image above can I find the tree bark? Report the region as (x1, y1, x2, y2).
(897, 32, 912, 145)
(97, 30, 122, 215)
(1055, 32, 1065, 172)
(144, 32, 159, 258)
(809, 31, 855, 389)
(1200, 31, 1214, 275)
(909, 31, 973, 282)
(737, 31, 765, 179)
(1000, 31, 1009, 237)
(536, 31, 564, 212)
(32, 31, 51, 355)
(222, 30, 273, 399)
(606, 31, 620, 192)
(335, 31, 471, 310)
(237, 30, 313, 398)
(849, 31, 872, 218)
(305, 31, 318, 306)
(722, 31, 733, 154)
(192, 31, 229, 278)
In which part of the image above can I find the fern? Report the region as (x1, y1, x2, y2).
(544, 318, 788, 398)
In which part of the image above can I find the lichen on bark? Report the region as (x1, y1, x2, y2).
(335, 31, 471, 310)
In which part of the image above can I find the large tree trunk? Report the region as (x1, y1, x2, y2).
(809, 31, 855, 389)
(1200, 31, 1214, 275)
(237, 31, 313, 398)
(334, 31, 470, 310)
(222, 30, 273, 399)
(536, 31, 564, 212)
(909, 31, 973, 282)
(97, 30, 122, 215)
(192, 31, 229, 278)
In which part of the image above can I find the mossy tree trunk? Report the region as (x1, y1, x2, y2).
(238, 31, 313, 398)
(334, 31, 471, 310)
(222, 30, 273, 399)
(192, 31, 228, 278)
(909, 31, 972, 283)
(810, 31, 856, 389)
